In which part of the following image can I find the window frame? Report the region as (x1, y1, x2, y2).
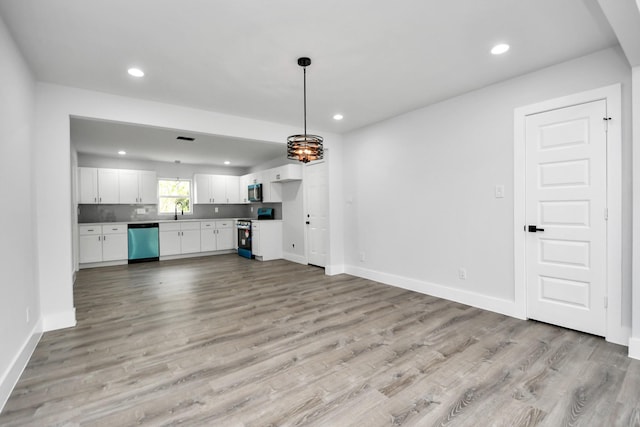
(157, 178, 193, 216)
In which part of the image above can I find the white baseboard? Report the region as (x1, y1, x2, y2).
(325, 264, 345, 276)
(42, 309, 76, 332)
(344, 265, 521, 319)
(629, 337, 640, 360)
(160, 250, 235, 262)
(0, 322, 42, 413)
(606, 326, 631, 346)
(283, 252, 307, 265)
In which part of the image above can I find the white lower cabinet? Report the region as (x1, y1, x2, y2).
(251, 221, 282, 261)
(79, 224, 128, 264)
(159, 222, 201, 256)
(200, 220, 235, 252)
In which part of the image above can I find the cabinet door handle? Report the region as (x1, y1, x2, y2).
(103, 235, 106, 241)
(94, 197, 97, 203)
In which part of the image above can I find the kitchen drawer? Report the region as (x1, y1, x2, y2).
(201, 221, 216, 229)
(180, 221, 200, 231)
(102, 224, 127, 234)
(79, 225, 102, 235)
(216, 220, 233, 229)
(160, 222, 181, 232)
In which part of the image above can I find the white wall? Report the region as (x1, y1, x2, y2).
(343, 47, 632, 327)
(34, 83, 343, 332)
(0, 16, 42, 410)
(631, 65, 640, 359)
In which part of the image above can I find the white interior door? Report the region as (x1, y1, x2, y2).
(305, 161, 328, 267)
(525, 99, 607, 336)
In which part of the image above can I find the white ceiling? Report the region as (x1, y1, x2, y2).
(0, 0, 630, 166)
(70, 118, 285, 168)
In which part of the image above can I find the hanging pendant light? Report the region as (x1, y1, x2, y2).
(287, 57, 323, 163)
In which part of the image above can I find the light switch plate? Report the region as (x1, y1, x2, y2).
(495, 185, 505, 198)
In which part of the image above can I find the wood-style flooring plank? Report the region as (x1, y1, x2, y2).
(1, 255, 639, 426)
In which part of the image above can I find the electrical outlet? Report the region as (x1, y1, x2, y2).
(214, 207, 219, 213)
(359, 252, 366, 262)
(250, 206, 254, 212)
(458, 267, 467, 280)
(495, 185, 505, 198)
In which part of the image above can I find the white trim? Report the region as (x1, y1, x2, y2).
(629, 337, 640, 360)
(0, 322, 42, 413)
(513, 84, 625, 344)
(42, 309, 77, 332)
(345, 265, 522, 319)
(325, 264, 346, 276)
(283, 252, 307, 265)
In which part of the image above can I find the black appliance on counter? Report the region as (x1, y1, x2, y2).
(256, 207, 274, 220)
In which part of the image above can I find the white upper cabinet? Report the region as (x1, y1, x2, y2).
(238, 164, 302, 204)
(78, 167, 99, 204)
(271, 164, 302, 182)
(97, 169, 119, 204)
(119, 170, 157, 204)
(225, 176, 240, 204)
(194, 174, 241, 204)
(211, 175, 227, 202)
(138, 171, 157, 203)
(239, 175, 249, 203)
(194, 174, 212, 204)
(118, 169, 139, 204)
(79, 167, 119, 204)
(79, 167, 156, 205)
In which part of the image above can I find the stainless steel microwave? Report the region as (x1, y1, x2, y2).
(248, 183, 262, 202)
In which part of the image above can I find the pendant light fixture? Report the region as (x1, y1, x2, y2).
(287, 57, 323, 163)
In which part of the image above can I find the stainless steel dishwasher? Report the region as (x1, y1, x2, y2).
(127, 223, 159, 263)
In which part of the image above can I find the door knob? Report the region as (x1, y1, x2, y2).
(306, 221, 310, 225)
(527, 225, 545, 232)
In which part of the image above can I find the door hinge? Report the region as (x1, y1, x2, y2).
(603, 117, 611, 132)
(604, 296, 608, 309)
(604, 208, 609, 221)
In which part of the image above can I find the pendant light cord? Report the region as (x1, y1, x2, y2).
(303, 66, 307, 138)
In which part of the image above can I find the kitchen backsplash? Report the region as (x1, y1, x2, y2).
(78, 203, 282, 223)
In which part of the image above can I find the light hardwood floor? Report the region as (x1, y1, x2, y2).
(1, 255, 639, 426)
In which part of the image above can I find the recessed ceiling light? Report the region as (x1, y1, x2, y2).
(333, 114, 344, 121)
(118, 150, 126, 155)
(224, 161, 231, 165)
(491, 44, 510, 55)
(128, 67, 145, 77)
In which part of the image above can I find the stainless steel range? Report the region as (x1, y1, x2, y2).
(237, 219, 252, 259)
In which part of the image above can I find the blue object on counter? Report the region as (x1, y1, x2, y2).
(256, 207, 274, 220)
(128, 223, 159, 263)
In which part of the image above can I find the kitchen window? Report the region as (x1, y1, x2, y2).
(158, 178, 192, 215)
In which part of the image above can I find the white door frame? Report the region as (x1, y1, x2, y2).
(303, 157, 328, 268)
(513, 84, 626, 345)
